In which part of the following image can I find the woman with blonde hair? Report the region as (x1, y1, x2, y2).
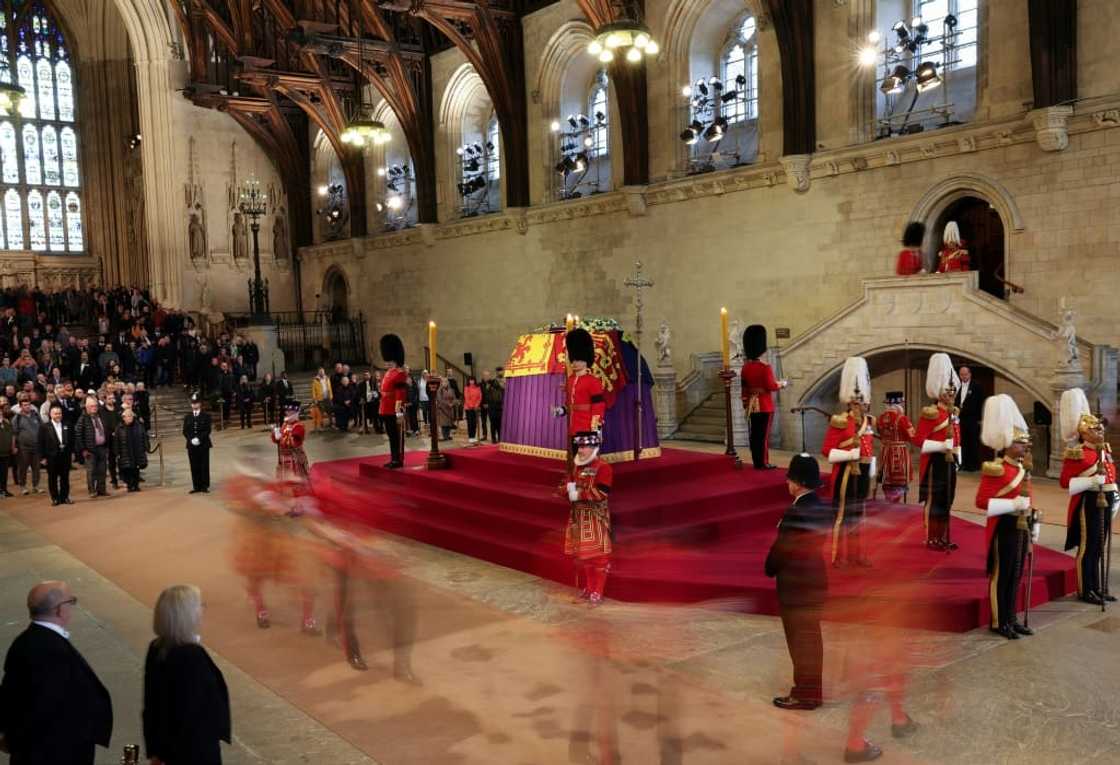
(143, 585, 231, 765)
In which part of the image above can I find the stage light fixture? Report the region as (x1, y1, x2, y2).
(680, 127, 698, 144)
(681, 84, 692, 97)
(317, 185, 329, 197)
(578, 115, 590, 128)
(914, 61, 941, 92)
(709, 76, 723, 91)
(386, 195, 403, 211)
(485, 141, 495, 152)
(567, 115, 579, 129)
(377, 167, 387, 177)
(880, 65, 910, 95)
(626, 47, 642, 63)
(858, 46, 878, 67)
(550, 120, 561, 132)
(867, 29, 881, 45)
(588, 19, 658, 64)
(696, 79, 709, 97)
(945, 14, 958, 29)
(456, 146, 465, 156)
(595, 111, 606, 123)
(735, 74, 746, 87)
(911, 16, 922, 27)
(598, 49, 614, 63)
(587, 40, 603, 56)
(720, 90, 739, 103)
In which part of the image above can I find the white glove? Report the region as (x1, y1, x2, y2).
(868, 456, 877, 479)
(828, 448, 856, 464)
(1095, 473, 1107, 487)
(566, 482, 580, 502)
(921, 439, 945, 455)
(986, 498, 1017, 517)
(943, 439, 954, 453)
(1031, 524, 1041, 543)
(552, 405, 566, 417)
(778, 380, 789, 389)
(396, 410, 404, 419)
(1013, 496, 1031, 511)
(272, 426, 281, 438)
(190, 437, 200, 446)
(1068, 476, 1096, 495)
(849, 447, 861, 461)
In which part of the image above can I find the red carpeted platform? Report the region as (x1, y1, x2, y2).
(310, 446, 1077, 632)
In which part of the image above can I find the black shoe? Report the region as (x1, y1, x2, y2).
(1011, 622, 1034, 636)
(772, 696, 821, 710)
(62, 499, 73, 505)
(944, 542, 959, 551)
(762, 463, 778, 470)
(189, 489, 201, 494)
(891, 715, 919, 738)
(384, 461, 403, 470)
(926, 540, 944, 551)
(843, 741, 883, 763)
(96, 491, 109, 497)
(1102, 592, 1117, 602)
(51, 500, 58, 506)
(347, 654, 369, 672)
(990, 625, 1019, 640)
(1080, 592, 1104, 605)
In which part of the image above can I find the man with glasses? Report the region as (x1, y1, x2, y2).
(0, 580, 113, 763)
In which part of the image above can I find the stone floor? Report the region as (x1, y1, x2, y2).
(0, 421, 1117, 764)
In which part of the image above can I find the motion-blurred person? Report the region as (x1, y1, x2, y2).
(143, 585, 231, 765)
(766, 453, 827, 710)
(272, 402, 309, 481)
(564, 431, 613, 605)
(876, 391, 914, 503)
(976, 394, 1038, 640)
(38, 403, 72, 505)
(183, 393, 212, 494)
(113, 408, 148, 492)
(1059, 388, 1117, 604)
(822, 357, 874, 566)
(0, 580, 113, 763)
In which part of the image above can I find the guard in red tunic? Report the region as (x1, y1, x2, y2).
(379, 334, 409, 469)
(822, 356, 875, 567)
(1058, 387, 1117, 605)
(975, 394, 1039, 640)
(895, 221, 926, 276)
(740, 324, 787, 469)
(876, 391, 914, 503)
(555, 328, 606, 438)
(564, 431, 613, 605)
(936, 221, 970, 273)
(914, 353, 960, 551)
(271, 401, 309, 481)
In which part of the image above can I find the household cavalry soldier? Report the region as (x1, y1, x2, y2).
(915, 353, 960, 551)
(822, 356, 875, 567)
(564, 430, 613, 605)
(740, 324, 788, 470)
(976, 394, 1039, 640)
(379, 334, 409, 470)
(1058, 388, 1117, 605)
(271, 401, 309, 481)
(876, 390, 915, 503)
(554, 328, 606, 440)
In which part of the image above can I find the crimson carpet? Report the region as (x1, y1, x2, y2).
(310, 446, 1077, 632)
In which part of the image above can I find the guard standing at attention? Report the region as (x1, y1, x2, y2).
(183, 392, 212, 493)
(740, 324, 787, 470)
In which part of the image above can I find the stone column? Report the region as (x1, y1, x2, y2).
(653, 363, 678, 439)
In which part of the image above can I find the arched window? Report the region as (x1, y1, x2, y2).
(720, 15, 758, 124)
(0, 2, 81, 252)
(486, 116, 500, 182)
(588, 72, 608, 159)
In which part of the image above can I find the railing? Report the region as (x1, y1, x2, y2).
(146, 440, 164, 486)
(425, 348, 470, 388)
(225, 311, 369, 372)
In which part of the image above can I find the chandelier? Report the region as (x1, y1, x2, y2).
(341, 106, 391, 148)
(586, 19, 659, 64)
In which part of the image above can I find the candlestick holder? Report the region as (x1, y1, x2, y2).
(426, 376, 449, 470)
(719, 368, 742, 469)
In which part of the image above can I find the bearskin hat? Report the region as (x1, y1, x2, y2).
(902, 221, 926, 248)
(566, 328, 596, 366)
(743, 324, 768, 360)
(379, 333, 405, 366)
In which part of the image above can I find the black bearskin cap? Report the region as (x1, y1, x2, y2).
(565, 328, 595, 366)
(379, 334, 405, 366)
(743, 324, 768, 360)
(902, 221, 926, 248)
(786, 453, 822, 489)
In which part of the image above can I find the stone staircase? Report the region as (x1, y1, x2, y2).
(672, 393, 726, 443)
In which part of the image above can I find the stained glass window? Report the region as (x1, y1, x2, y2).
(0, 2, 82, 252)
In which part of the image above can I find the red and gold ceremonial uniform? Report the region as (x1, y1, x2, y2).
(272, 419, 309, 481)
(936, 244, 970, 273)
(821, 411, 875, 564)
(566, 370, 606, 435)
(895, 247, 923, 276)
(741, 359, 781, 468)
(914, 403, 960, 545)
(1059, 443, 1117, 599)
(876, 409, 914, 503)
(974, 457, 1030, 630)
(564, 456, 613, 600)
(379, 367, 409, 417)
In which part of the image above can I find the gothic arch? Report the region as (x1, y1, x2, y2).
(909, 173, 1025, 232)
(659, 0, 779, 174)
(437, 63, 498, 219)
(321, 265, 351, 315)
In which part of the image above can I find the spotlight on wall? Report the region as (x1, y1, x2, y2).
(720, 90, 739, 104)
(681, 84, 692, 97)
(317, 184, 329, 197)
(386, 195, 403, 211)
(858, 46, 878, 67)
(377, 167, 387, 177)
(708, 76, 723, 91)
(867, 29, 881, 45)
(879, 65, 911, 95)
(550, 120, 561, 132)
(127, 133, 142, 150)
(914, 61, 941, 92)
(567, 114, 579, 129)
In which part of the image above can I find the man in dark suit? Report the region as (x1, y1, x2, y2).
(765, 453, 829, 711)
(38, 404, 72, 505)
(0, 580, 113, 763)
(954, 365, 985, 472)
(183, 392, 212, 493)
(76, 352, 99, 392)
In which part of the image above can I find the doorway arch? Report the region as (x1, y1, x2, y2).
(322, 267, 350, 320)
(934, 196, 1006, 299)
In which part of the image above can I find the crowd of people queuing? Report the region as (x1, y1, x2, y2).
(307, 362, 506, 445)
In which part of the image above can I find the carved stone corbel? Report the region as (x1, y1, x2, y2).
(1029, 105, 1074, 152)
(779, 154, 812, 193)
(623, 185, 648, 217)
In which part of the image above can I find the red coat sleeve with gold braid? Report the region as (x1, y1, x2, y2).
(573, 460, 613, 502)
(282, 422, 305, 449)
(820, 416, 852, 457)
(975, 463, 1023, 548)
(1060, 447, 1103, 526)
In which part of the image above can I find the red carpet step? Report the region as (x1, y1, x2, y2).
(310, 446, 1077, 632)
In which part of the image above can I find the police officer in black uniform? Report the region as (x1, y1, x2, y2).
(182, 392, 212, 493)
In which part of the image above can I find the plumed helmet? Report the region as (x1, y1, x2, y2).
(924, 353, 959, 399)
(981, 394, 1030, 452)
(902, 221, 926, 248)
(565, 328, 596, 366)
(1059, 387, 1099, 443)
(379, 334, 405, 366)
(743, 324, 768, 360)
(786, 452, 821, 489)
(839, 356, 870, 405)
(943, 221, 962, 246)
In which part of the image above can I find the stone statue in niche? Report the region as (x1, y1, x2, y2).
(272, 208, 290, 261)
(188, 212, 207, 263)
(231, 212, 249, 263)
(1057, 297, 1080, 370)
(729, 318, 744, 363)
(656, 321, 672, 366)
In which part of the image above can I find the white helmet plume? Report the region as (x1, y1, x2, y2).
(981, 394, 1028, 452)
(1059, 387, 1092, 443)
(924, 353, 959, 400)
(838, 356, 871, 405)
